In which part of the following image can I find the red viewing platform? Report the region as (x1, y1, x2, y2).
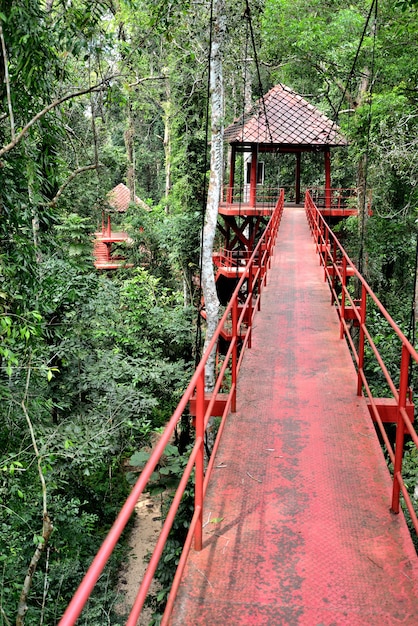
(170, 206, 418, 624)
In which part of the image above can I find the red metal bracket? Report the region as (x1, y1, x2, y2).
(189, 394, 229, 420)
(366, 397, 415, 431)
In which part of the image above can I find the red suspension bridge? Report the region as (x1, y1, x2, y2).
(60, 190, 418, 625)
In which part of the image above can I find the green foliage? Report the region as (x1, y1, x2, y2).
(0, 0, 202, 622)
(366, 216, 416, 315)
(54, 213, 94, 266)
(2, 0, 418, 621)
(129, 442, 188, 493)
(129, 439, 194, 619)
(154, 458, 194, 618)
(402, 442, 418, 499)
(397, 442, 418, 548)
(361, 307, 405, 397)
(396, 0, 418, 10)
(0, 226, 194, 622)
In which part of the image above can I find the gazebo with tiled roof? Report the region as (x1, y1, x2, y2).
(223, 83, 348, 208)
(93, 183, 136, 270)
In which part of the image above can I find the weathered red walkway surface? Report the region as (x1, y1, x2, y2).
(170, 207, 418, 625)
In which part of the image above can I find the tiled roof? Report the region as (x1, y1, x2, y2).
(107, 183, 140, 212)
(224, 84, 347, 147)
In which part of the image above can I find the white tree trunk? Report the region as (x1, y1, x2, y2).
(163, 76, 172, 213)
(202, 0, 225, 391)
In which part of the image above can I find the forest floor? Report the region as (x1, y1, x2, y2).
(117, 492, 162, 625)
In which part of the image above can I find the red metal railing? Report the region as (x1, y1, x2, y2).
(59, 190, 284, 626)
(308, 187, 373, 213)
(213, 248, 249, 267)
(222, 184, 280, 207)
(308, 187, 358, 211)
(305, 190, 418, 531)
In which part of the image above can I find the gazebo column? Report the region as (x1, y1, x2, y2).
(324, 147, 331, 209)
(295, 152, 301, 204)
(249, 144, 258, 208)
(227, 144, 236, 204)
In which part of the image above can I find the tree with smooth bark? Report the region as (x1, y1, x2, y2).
(201, 0, 226, 391)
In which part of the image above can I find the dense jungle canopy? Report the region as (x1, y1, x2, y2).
(1, 1, 418, 624)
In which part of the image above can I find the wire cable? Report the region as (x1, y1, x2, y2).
(357, 0, 378, 276)
(326, 0, 377, 142)
(236, 18, 251, 279)
(244, 0, 273, 144)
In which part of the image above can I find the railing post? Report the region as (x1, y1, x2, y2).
(248, 260, 253, 349)
(319, 223, 325, 264)
(330, 239, 337, 303)
(232, 298, 238, 412)
(308, 196, 312, 228)
(194, 372, 205, 551)
(391, 345, 410, 514)
(340, 257, 347, 339)
(227, 144, 236, 204)
(316, 209, 321, 245)
(325, 148, 331, 209)
(357, 284, 367, 396)
(257, 252, 263, 308)
(323, 228, 330, 279)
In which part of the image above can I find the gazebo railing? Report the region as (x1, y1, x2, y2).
(308, 187, 372, 213)
(308, 187, 358, 211)
(213, 248, 252, 269)
(222, 185, 280, 207)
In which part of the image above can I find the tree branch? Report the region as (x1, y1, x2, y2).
(89, 58, 100, 170)
(0, 24, 15, 140)
(49, 164, 103, 206)
(0, 606, 11, 626)
(0, 77, 118, 159)
(16, 367, 54, 626)
(128, 75, 166, 88)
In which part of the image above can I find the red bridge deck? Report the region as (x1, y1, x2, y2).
(171, 207, 418, 625)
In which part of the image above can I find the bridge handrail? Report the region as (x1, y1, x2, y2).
(59, 190, 284, 626)
(305, 190, 418, 532)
